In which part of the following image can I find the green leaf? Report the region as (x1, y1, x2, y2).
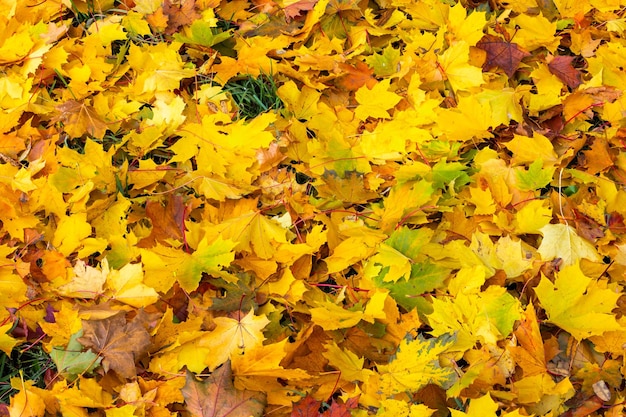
(365, 46, 401, 77)
(516, 160, 555, 191)
(386, 227, 434, 260)
(51, 330, 102, 381)
(178, 237, 237, 292)
(430, 159, 470, 191)
(373, 261, 449, 314)
(174, 20, 232, 47)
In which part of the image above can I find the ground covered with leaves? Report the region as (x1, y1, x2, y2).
(2, 0, 626, 415)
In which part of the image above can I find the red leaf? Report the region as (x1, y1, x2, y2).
(321, 396, 359, 417)
(548, 55, 582, 89)
(291, 395, 321, 417)
(476, 34, 530, 78)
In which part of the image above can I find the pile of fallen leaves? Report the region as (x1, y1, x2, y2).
(1, 0, 626, 415)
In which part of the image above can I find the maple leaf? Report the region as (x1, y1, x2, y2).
(7, 379, 46, 417)
(476, 34, 530, 78)
(322, 341, 373, 383)
(162, 0, 201, 35)
(449, 393, 498, 417)
(0, 324, 18, 356)
(292, 394, 360, 417)
(284, 0, 318, 21)
(54, 99, 108, 139)
(140, 194, 186, 247)
(375, 333, 457, 396)
(182, 364, 266, 417)
(291, 395, 321, 416)
(437, 41, 484, 92)
(55, 259, 107, 299)
(335, 62, 377, 91)
(376, 399, 435, 417)
(231, 340, 309, 404)
(548, 55, 582, 89)
(354, 79, 402, 120)
(193, 310, 270, 371)
(141, 237, 236, 293)
(317, 171, 378, 204)
(508, 303, 548, 377)
(427, 286, 521, 351)
(106, 261, 159, 308)
(51, 330, 102, 381)
(537, 223, 601, 266)
(78, 312, 151, 378)
(535, 261, 622, 340)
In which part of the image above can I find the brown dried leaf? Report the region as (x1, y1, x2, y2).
(54, 99, 108, 139)
(476, 34, 530, 78)
(78, 312, 151, 378)
(182, 363, 266, 417)
(139, 194, 186, 247)
(163, 0, 200, 35)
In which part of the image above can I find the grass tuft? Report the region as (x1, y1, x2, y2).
(0, 344, 56, 404)
(223, 74, 283, 119)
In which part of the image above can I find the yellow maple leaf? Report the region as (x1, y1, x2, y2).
(366, 243, 412, 282)
(207, 211, 289, 260)
(446, 2, 487, 46)
(505, 133, 559, 167)
(39, 301, 82, 348)
(515, 199, 553, 234)
(232, 339, 309, 381)
(0, 323, 18, 356)
(511, 373, 575, 412)
(127, 42, 196, 96)
(495, 236, 533, 278)
(376, 399, 435, 417)
(310, 301, 364, 331)
(511, 13, 560, 52)
(8, 379, 46, 417)
(354, 79, 402, 120)
(52, 213, 92, 256)
(309, 290, 387, 331)
(535, 261, 622, 340)
(277, 80, 321, 120)
(450, 393, 497, 417)
(322, 341, 373, 383)
(537, 223, 601, 266)
(438, 41, 484, 92)
(375, 333, 457, 396)
(196, 310, 270, 371)
(427, 286, 521, 351)
(106, 262, 159, 308)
